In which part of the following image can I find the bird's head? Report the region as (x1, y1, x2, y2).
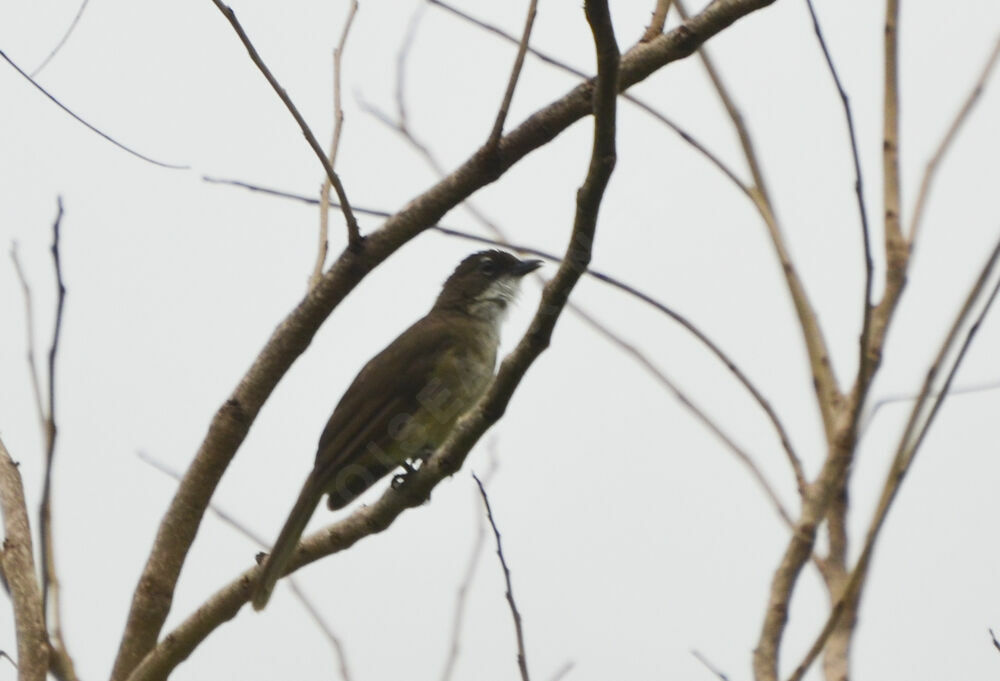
(433, 250, 542, 322)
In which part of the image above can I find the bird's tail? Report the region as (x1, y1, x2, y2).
(252, 474, 325, 610)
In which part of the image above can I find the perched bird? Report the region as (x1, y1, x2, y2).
(252, 250, 542, 610)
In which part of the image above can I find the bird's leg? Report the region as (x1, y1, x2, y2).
(390, 446, 435, 489)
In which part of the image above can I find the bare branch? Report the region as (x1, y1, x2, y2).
(571, 303, 798, 528)
(38, 199, 66, 619)
(110, 5, 779, 678)
(860, 378, 1000, 435)
(692, 649, 730, 681)
(208, 0, 362, 250)
(641, 0, 673, 42)
(474, 474, 529, 681)
(675, 0, 841, 442)
(9, 245, 46, 430)
(908, 36, 1000, 246)
(136, 451, 353, 680)
(990, 628, 1000, 654)
(30, 0, 92, 77)
(0, 50, 188, 169)
(785, 233, 1000, 681)
(487, 0, 539, 146)
(880, 0, 905, 295)
(0, 436, 48, 681)
(802, 0, 875, 389)
(314, 0, 360, 286)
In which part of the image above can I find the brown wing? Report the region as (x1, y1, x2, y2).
(310, 314, 462, 494)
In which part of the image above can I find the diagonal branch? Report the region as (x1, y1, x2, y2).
(802, 0, 874, 390)
(208, 0, 362, 250)
(785, 232, 1000, 681)
(676, 0, 841, 441)
(908, 36, 1000, 246)
(31, 0, 92, 77)
(0, 50, 188, 170)
(487, 0, 538, 146)
(136, 451, 353, 681)
(641, 0, 674, 42)
(439, 454, 499, 681)
(110, 5, 780, 679)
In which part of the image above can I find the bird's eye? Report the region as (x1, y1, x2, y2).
(478, 259, 498, 277)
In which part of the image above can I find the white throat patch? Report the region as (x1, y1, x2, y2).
(468, 276, 522, 325)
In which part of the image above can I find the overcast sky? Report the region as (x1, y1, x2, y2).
(2, 1, 1000, 680)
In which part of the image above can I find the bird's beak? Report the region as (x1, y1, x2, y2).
(511, 258, 543, 276)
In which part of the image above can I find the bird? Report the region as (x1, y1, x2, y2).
(251, 249, 542, 610)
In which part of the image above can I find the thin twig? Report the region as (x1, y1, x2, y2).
(395, 4, 426, 131)
(314, 0, 360, 287)
(439, 451, 500, 681)
(692, 649, 730, 681)
(9, 245, 47, 429)
(487, 0, 538, 146)
(990, 628, 1000, 654)
(38, 199, 77, 681)
(136, 451, 353, 681)
(802, 0, 875, 388)
(641, 0, 673, 42)
(39, 199, 66, 624)
(676, 0, 840, 443)
(784, 233, 1000, 681)
(209, 0, 362, 249)
(908, 36, 1000, 246)
(31, 0, 92, 76)
(0, 50, 187, 169)
(571, 303, 798, 528)
(473, 474, 530, 681)
(859, 378, 1000, 436)
(546, 661, 574, 681)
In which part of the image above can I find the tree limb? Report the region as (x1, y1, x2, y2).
(0, 436, 48, 681)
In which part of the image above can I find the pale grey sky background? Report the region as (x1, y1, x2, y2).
(1, 1, 999, 680)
